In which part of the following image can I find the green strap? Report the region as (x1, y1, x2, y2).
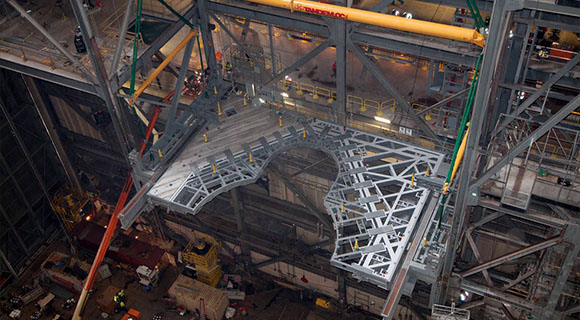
(465, 0, 485, 30)
(436, 53, 483, 230)
(157, 0, 195, 29)
(129, 0, 143, 95)
(156, 0, 204, 74)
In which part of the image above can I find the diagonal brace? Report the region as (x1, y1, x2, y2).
(460, 235, 561, 278)
(269, 164, 334, 232)
(348, 41, 442, 145)
(265, 40, 332, 86)
(470, 92, 580, 192)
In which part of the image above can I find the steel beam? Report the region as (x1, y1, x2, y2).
(0, 249, 18, 279)
(500, 53, 580, 130)
(109, 0, 135, 79)
(115, 8, 196, 90)
(231, 188, 251, 258)
(470, 92, 580, 192)
(0, 56, 97, 95)
(165, 37, 195, 130)
(335, 20, 347, 124)
(478, 198, 566, 228)
(416, 88, 470, 116)
(6, 0, 97, 84)
(22, 76, 82, 190)
(540, 224, 580, 318)
(269, 164, 334, 231)
(499, 83, 574, 102)
(0, 202, 30, 256)
(465, 231, 493, 286)
(198, 0, 220, 81)
(460, 279, 536, 310)
(209, 13, 256, 63)
(70, 0, 133, 167)
(268, 24, 277, 76)
(523, 1, 580, 17)
(348, 41, 442, 145)
(0, 98, 66, 238)
(206, 1, 477, 66)
(460, 235, 561, 278)
(502, 269, 535, 291)
(440, 0, 514, 303)
(265, 40, 331, 86)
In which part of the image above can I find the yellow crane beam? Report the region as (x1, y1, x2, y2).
(130, 30, 197, 104)
(244, 0, 485, 47)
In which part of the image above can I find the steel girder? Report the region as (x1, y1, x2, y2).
(206, 1, 479, 67)
(147, 119, 444, 287)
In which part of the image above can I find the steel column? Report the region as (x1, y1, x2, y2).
(465, 231, 493, 286)
(109, 0, 135, 79)
(69, 0, 133, 173)
(165, 37, 196, 130)
(268, 24, 277, 76)
(198, 0, 220, 82)
(22, 76, 82, 190)
(347, 41, 442, 145)
(439, 0, 517, 303)
(470, 92, 580, 192)
(335, 20, 347, 124)
(231, 189, 251, 258)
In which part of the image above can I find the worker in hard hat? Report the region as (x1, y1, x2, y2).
(225, 61, 233, 80)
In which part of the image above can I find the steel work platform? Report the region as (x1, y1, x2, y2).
(148, 106, 444, 287)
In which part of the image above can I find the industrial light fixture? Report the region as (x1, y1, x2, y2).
(259, 97, 265, 103)
(374, 116, 391, 124)
(281, 92, 289, 97)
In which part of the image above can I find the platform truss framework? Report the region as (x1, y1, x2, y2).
(149, 119, 444, 287)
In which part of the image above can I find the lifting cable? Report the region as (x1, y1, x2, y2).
(436, 53, 483, 233)
(156, 0, 204, 71)
(465, 0, 485, 31)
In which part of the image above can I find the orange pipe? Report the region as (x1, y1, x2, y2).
(130, 30, 197, 104)
(245, 0, 485, 47)
(72, 176, 134, 320)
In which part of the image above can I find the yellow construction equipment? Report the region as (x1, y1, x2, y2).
(244, 0, 485, 47)
(50, 186, 90, 232)
(183, 236, 223, 287)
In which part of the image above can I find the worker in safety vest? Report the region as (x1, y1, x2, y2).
(332, 62, 336, 78)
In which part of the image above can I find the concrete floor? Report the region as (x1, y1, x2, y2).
(5, 237, 381, 320)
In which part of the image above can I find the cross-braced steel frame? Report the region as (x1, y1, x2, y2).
(148, 118, 444, 287)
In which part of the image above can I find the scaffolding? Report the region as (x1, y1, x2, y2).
(49, 186, 90, 232)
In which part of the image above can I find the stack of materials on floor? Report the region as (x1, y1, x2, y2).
(96, 285, 120, 314)
(182, 236, 222, 287)
(41, 252, 90, 294)
(168, 275, 228, 320)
